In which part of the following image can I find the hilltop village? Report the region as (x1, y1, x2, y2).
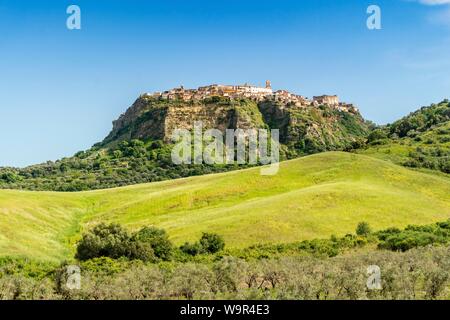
(144, 80, 359, 114)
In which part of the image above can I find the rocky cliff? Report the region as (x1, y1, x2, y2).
(102, 95, 369, 154)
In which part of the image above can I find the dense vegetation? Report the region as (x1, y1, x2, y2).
(1, 247, 449, 300)
(75, 223, 225, 262)
(75, 224, 173, 262)
(358, 100, 450, 174)
(72, 220, 450, 262)
(0, 139, 243, 191)
(2, 220, 450, 300)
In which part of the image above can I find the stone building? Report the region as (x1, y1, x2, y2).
(313, 95, 339, 106)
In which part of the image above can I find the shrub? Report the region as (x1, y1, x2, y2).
(378, 231, 442, 251)
(199, 233, 225, 254)
(125, 240, 156, 262)
(75, 223, 131, 261)
(132, 227, 173, 261)
(376, 227, 401, 241)
(356, 222, 372, 236)
(180, 233, 225, 256)
(367, 129, 387, 143)
(0, 171, 21, 183)
(75, 223, 156, 262)
(180, 242, 204, 256)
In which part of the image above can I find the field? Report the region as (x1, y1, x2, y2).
(1, 152, 449, 262)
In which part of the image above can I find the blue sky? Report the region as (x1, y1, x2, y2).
(1, 0, 450, 167)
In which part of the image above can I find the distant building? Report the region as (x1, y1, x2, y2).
(313, 95, 339, 106)
(146, 82, 357, 114)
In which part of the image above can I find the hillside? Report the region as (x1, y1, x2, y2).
(0, 96, 369, 191)
(1, 152, 449, 262)
(358, 100, 450, 173)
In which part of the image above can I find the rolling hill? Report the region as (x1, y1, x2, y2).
(1, 152, 449, 262)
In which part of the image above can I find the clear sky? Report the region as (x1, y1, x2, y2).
(1, 0, 450, 167)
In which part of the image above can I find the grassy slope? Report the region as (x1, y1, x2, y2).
(0, 152, 449, 262)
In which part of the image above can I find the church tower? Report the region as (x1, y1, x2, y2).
(265, 80, 271, 89)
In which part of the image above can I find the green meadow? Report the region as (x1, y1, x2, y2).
(1, 152, 449, 262)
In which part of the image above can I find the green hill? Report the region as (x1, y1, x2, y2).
(1, 152, 449, 262)
(358, 100, 450, 174)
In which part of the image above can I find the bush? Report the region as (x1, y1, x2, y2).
(125, 240, 156, 262)
(75, 223, 157, 262)
(75, 223, 132, 261)
(378, 231, 442, 251)
(367, 129, 387, 143)
(180, 242, 204, 256)
(200, 233, 225, 254)
(356, 222, 372, 236)
(132, 227, 172, 261)
(180, 233, 225, 256)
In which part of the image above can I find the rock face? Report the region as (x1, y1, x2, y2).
(102, 95, 369, 153)
(102, 96, 266, 145)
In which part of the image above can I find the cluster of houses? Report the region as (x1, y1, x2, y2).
(144, 81, 359, 113)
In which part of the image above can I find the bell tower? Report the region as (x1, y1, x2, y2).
(265, 80, 271, 89)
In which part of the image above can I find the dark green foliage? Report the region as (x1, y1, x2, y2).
(199, 233, 225, 254)
(364, 101, 450, 174)
(296, 234, 368, 258)
(376, 220, 450, 251)
(378, 231, 440, 252)
(132, 227, 172, 261)
(356, 222, 372, 236)
(367, 129, 387, 143)
(75, 223, 135, 261)
(75, 223, 157, 262)
(0, 139, 235, 191)
(180, 233, 225, 256)
(179, 242, 204, 256)
(75, 225, 228, 262)
(0, 257, 56, 280)
(0, 171, 21, 183)
(389, 101, 450, 138)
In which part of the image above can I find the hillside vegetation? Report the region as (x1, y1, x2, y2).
(0, 152, 449, 262)
(358, 100, 450, 174)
